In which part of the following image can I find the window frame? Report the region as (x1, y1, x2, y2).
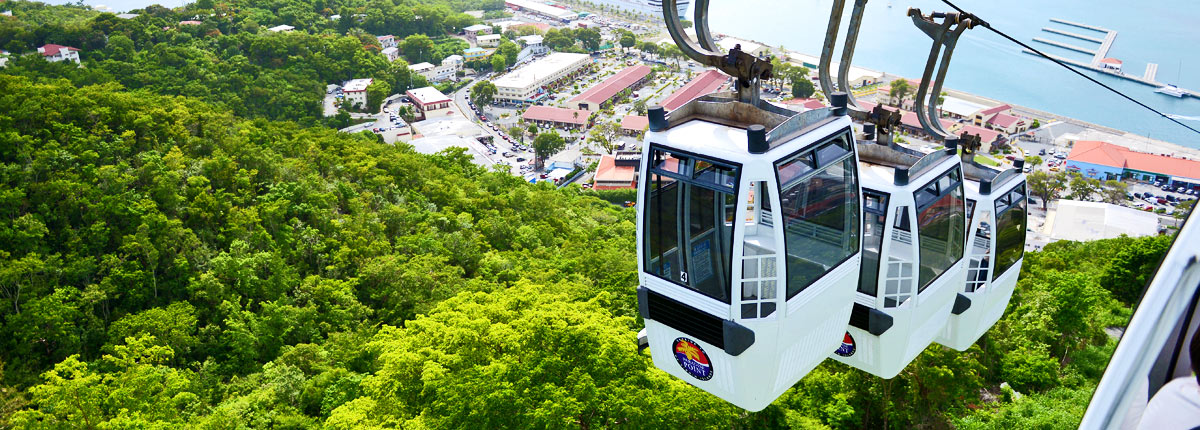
(771, 128, 862, 299)
(858, 189, 891, 297)
(911, 166, 967, 294)
(643, 144, 743, 304)
(992, 181, 1027, 281)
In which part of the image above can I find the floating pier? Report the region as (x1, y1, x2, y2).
(1022, 49, 1200, 98)
(1041, 27, 1103, 44)
(1050, 18, 1110, 33)
(1144, 63, 1158, 82)
(1033, 37, 1096, 55)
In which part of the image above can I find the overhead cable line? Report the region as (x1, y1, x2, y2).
(938, 0, 1200, 138)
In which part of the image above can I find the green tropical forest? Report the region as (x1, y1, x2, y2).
(0, 0, 1179, 428)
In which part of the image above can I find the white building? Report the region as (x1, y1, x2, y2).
(267, 24, 295, 32)
(586, 0, 689, 19)
(411, 62, 436, 77)
(1047, 200, 1160, 242)
(377, 35, 397, 49)
(493, 52, 591, 104)
(381, 46, 399, 62)
(37, 44, 80, 64)
(0, 50, 9, 68)
(504, 0, 578, 21)
(343, 78, 373, 109)
(477, 34, 502, 48)
(518, 35, 548, 57)
(407, 87, 453, 120)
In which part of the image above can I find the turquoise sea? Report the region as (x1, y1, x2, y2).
(706, 0, 1200, 147)
(43, 0, 1200, 146)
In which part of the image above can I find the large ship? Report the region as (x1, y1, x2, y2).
(590, 0, 690, 19)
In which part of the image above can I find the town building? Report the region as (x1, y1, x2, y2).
(620, 115, 648, 136)
(411, 62, 436, 77)
(115, 13, 139, 19)
(569, 65, 651, 112)
(377, 35, 397, 49)
(940, 96, 988, 120)
(517, 35, 548, 56)
(381, 46, 399, 62)
(972, 104, 1012, 126)
(779, 98, 826, 111)
(785, 51, 883, 88)
(477, 34, 502, 48)
(408, 135, 492, 166)
(521, 106, 591, 129)
(267, 24, 295, 32)
(586, 0, 689, 19)
(593, 152, 640, 190)
(548, 149, 584, 170)
(984, 112, 1027, 135)
(464, 24, 492, 44)
(1099, 58, 1123, 72)
(406, 87, 453, 121)
(954, 124, 1004, 153)
(0, 50, 9, 68)
(504, 0, 579, 22)
(37, 44, 80, 64)
(463, 47, 492, 61)
(1065, 140, 1200, 189)
(179, 20, 202, 26)
(493, 52, 591, 104)
(1047, 200, 1160, 242)
(660, 69, 728, 111)
(342, 78, 373, 109)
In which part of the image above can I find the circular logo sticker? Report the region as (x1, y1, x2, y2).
(672, 337, 714, 381)
(834, 332, 856, 357)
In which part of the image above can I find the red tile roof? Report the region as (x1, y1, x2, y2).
(39, 44, 78, 57)
(661, 69, 728, 111)
(1067, 140, 1200, 180)
(900, 110, 954, 132)
(958, 124, 1002, 143)
(986, 113, 1023, 128)
(1100, 58, 1123, 64)
(781, 98, 826, 110)
(522, 106, 590, 125)
(977, 104, 1012, 117)
(620, 115, 648, 132)
(571, 65, 651, 105)
(593, 155, 637, 189)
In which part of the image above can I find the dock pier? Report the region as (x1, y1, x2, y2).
(1041, 27, 1103, 43)
(1030, 18, 1196, 98)
(1033, 37, 1096, 55)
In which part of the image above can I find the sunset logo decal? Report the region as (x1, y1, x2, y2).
(672, 337, 713, 381)
(834, 332, 856, 357)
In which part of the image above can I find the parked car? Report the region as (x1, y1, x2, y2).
(1158, 198, 1169, 204)
(503, 152, 514, 157)
(1038, 149, 1046, 156)
(1005, 155, 1016, 161)
(516, 157, 526, 162)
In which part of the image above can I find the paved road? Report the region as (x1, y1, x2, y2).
(452, 80, 538, 175)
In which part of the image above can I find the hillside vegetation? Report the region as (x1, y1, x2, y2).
(0, 1, 1181, 428)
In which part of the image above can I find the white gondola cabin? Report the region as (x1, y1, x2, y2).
(637, 97, 862, 411)
(830, 141, 967, 378)
(935, 163, 1027, 350)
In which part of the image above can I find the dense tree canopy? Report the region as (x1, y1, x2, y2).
(0, 1, 1184, 428)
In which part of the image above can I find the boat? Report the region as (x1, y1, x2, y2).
(1155, 84, 1186, 98)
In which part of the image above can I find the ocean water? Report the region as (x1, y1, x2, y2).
(705, 0, 1200, 147)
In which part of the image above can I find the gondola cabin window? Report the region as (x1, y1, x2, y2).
(992, 182, 1027, 280)
(913, 167, 966, 292)
(643, 147, 740, 303)
(774, 131, 861, 299)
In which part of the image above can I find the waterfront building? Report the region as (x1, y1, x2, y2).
(38, 44, 80, 64)
(504, 0, 578, 21)
(493, 52, 591, 104)
(518, 35, 548, 56)
(972, 104, 1013, 126)
(585, 0, 689, 19)
(342, 78, 373, 109)
(1065, 140, 1200, 188)
(1099, 58, 1123, 72)
(569, 65, 651, 112)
